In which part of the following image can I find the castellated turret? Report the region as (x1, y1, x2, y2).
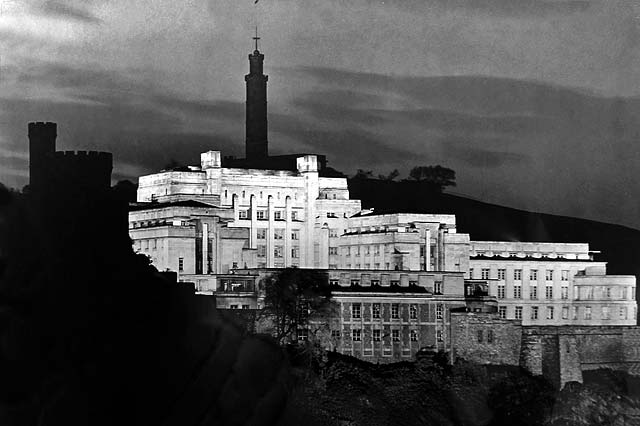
(28, 122, 113, 191)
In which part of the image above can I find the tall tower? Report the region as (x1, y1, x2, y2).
(245, 29, 269, 161)
(28, 121, 57, 189)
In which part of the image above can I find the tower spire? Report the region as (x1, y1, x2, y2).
(253, 26, 260, 52)
(245, 30, 268, 161)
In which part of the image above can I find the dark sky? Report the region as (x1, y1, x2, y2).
(2, 0, 640, 228)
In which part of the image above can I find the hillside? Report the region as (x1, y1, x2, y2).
(348, 178, 640, 284)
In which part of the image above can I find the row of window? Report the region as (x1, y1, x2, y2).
(226, 189, 298, 201)
(350, 303, 444, 320)
(331, 280, 443, 293)
(496, 284, 567, 300)
(228, 304, 251, 309)
(256, 245, 298, 258)
(495, 284, 634, 301)
(239, 209, 301, 221)
(323, 329, 421, 342)
(498, 305, 634, 320)
(474, 268, 571, 281)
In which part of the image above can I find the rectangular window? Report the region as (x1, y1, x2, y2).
(587, 287, 594, 300)
(350, 279, 360, 286)
(562, 306, 569, 319)
(410, 304, 418, 320)
(274, 229, 284, 240)
(352, 303, 361, 319)
(392, 330, 400, 342)
(623, 287, 628, 299)
(257, 210, 267, 220)
(291, 230, 299, 240)
(373, 303, 381, 319)
(373, 329, 381, 341)
(477, 330, 483, 343)
(352, 329, 362, 341)
(410, 330, 418, 342)
(546, 306, 554, 320)
(436, 304, 444, 319)
(498, 306, 506, 319)
(531, 306, 539, 320)
(274, 246, 283, 258)
(514, 269, 522, 281)
(515, 306, 523, 320)
(514, 285, 522, 299)
(497, 285, 505, 299)
(585, 307, 592, 320)
(434, 281, 443, 294)
(572, 306, 578, 320)
(391, 304, 399, 319)
(257, 228, 266, 239)
(329, 229, 338, 238)
(291, 211, 298, 221)
(331, 330, 341, 339)
(606, 287, 612, 298)
(274, 210, 283, 221)
(530, 285, 538, 300)
(561, 286, 568, 300)
(437, 330, 443, 342)
(546, 270, 554, 281)
(621, 306, 628, 319)
(481, 268, 490, 280)
(561, 270, 569, 281)
(257, 245, 266, 257)
(530, 270, 538, 281)
(291, 247, 299, 258)
(602, 306, 610, 320)
(498, 269, 506, 280)
(242, 305, 250, 309)
(229, 304, 238, 309)
(178, 257, 184, 272)
(487, 330, 494, 343)
(238, 209, 249, 219)
(546, 286, 553, 300)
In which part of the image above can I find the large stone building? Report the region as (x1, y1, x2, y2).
(129, 41, 638, 368)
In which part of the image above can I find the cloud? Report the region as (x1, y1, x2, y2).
(396, 0, 594, 17)
(441, 138, 529, 168)
(36, 1, 102, 24)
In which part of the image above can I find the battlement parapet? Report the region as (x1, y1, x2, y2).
(53, 150, 112, 160)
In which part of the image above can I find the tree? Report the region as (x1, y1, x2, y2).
(378, 169, 399, 181)
(407, 165, 456, 192)
(259, 268, 333, 344)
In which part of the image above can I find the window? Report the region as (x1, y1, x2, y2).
(232, 262, 238, 269)
(391, 304, 399, 319)
(498, 306, 506, 319)
(436, 304, 443, 319)
(352, 303, 361, 319)
(561, 270, 569, 281)
(530, 270, 538, 281)
(329, 279, 339, 286)
(587, 287, 594, 300)
(498, 269, 506, 280)
(274, 246, 283, 258)
(572, 306, 578, 320)
(274, 210, 283, 221)
(584, 307, 592, 320)
(621, 306, 628, 319)
(329, 229, 338, 238)
(291, 247, 299, 258)
(229, 304, 238, 309)
(256, 210, 267, 220)
(434, 281, 443, 294)
(392, 330, 400, 342)
(561, 286, 568, 300)
(257, 228, 266, 239)
(545, 270, 554, 281)
(331, 330, 341, 339)
(574, 286, 579, 300)
(238, 209, 249, 219)
(352, 329, 361, 341)
(531, 306, 539, 320)
(515, 306, 523, 320)
(546, 306, 554, 320)
(371, 280, 380, 287)
(481, 268, 490, 280)
(633, 288, 636, 300)
(350, 279, 360, 287)
(242, 305, 250, 309)
(178, 257, 184, 272)
(257, 245, 266, 257)
(606, 287, 612, 298)
(291, 211, 298, 221)
(274, 229, 284, 240)
(477, 330, 483, 343)
(514, 269, 522, 281)
(497, 285, 505, 299)
(291, 230, 299, 240)
(487, 330, 494, 343)
(602, 306, 610, 320)
(373, 329, 381, 341)
(410, 330, 418, 342)
(546, 286, 553, 300)
(410, 304, 417, 320)
(297, 329, 308, 341)
(514, 285, 522, 299)
(562, 306, 569, 319)
(623, 287, 628, 299)
(373, 303, 381, 319)
(530, 285, 538, 300)
(436, 330, 443, 342)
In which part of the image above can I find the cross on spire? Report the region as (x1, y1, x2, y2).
(253, 26, 260, 51)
